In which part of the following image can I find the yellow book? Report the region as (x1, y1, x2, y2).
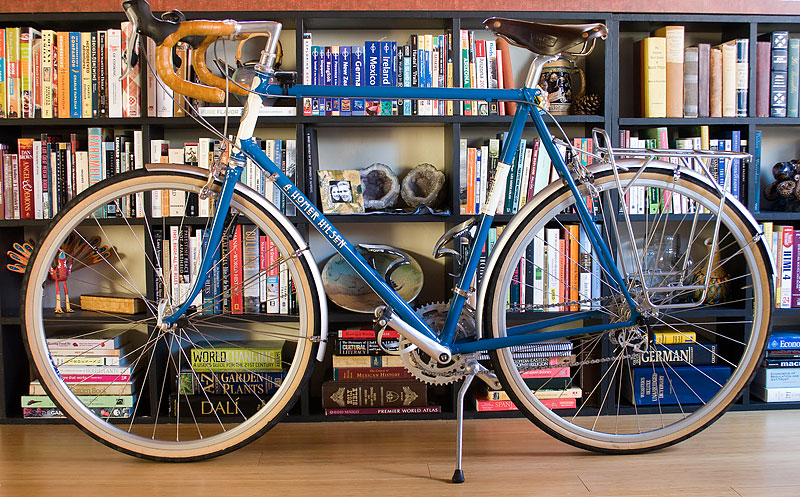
(716, 41, 737, 118)
(654, 331, 696, 344)
(41, 30, 55, 118)
(654, 25, 685, 118)
(637, 37, 667, 117)
(80, 32, 92, 118)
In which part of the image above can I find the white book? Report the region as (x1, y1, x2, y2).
(532, 138, 551, 198)
(533, 229, 545, 308)
(168, 148, 186, 216)
(81, 32, 92, 118)
(302, 32, 312, 115)
(459, 138, 468, 214)
(474, 148, 481, 213)
(752, 385, 800, 403)
(486, 40, 498, 90)
(149, 139, 169, 217)
(106, 29, 123, 118)
(196, 106, 296, 117)
(285, 139, 297, 216)
(75, 151, 89, 195)
(431, 36, 439, 117)
(280, 257, 289, 314)
(579, 226, 592, 310)
(479, 144, 488, 210)
(41, 30, 55, 118)
(197, 138, 212, 217)
(32, 140, 42, 219)
(546, 228, 560, 307)
(518, 147, 533, 209)
(190, 231, 202, 307)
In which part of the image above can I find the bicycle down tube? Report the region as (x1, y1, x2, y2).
(161, 80, 641, 358)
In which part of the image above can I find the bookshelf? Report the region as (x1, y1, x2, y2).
(0, 8, 798, 425)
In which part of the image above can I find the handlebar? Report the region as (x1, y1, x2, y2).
(122, 0, 282, 104)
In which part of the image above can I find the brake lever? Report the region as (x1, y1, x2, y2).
(120, 7, 140, 81)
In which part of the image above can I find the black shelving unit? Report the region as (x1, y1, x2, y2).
(1, 8, 799, 424)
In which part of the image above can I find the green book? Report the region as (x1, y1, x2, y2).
(788, 38, 799, 118)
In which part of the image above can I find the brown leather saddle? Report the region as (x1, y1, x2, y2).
(484, 17, 607, 56)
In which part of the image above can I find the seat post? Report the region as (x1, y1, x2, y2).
(524, 53, 559, 89)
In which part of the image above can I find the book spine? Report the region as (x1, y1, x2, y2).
(59, 374, 131, 382)
(68, 32, 80, 118)
(16, 138, 34, 219)
(721, 42, 737, 117)
(190, 348, 282, 371)
(332, 367, 413, 381)
(242, 224, 260, 313)
(782, 226, 794, 309)
(187, 371, 284, 396)
(302, 32, 311, 116)
(709, 47, 723, 117)
(0, 29, 6, 118)
(630, 342, 719, 366)
(80, 32, 91, 117)
(736, 38, 749, 117)
(336, 339, 399, 355)
(754, 367, 800, 388)
(757, 41, 771, 117)
(106, 29, 122, 118)
(321, 380, 427, 409)
(230, 225, 243, 314)
(98, 30, 107, 117)
(6, 28, 20, 118)
(19, 29, 30, 118)
(32, 140, 42, 218)
(771, 31, 789, 118)
(683, 46, 699, 117)
(698, 43, 710, 117)
(325, 406, 442, 415)
(624, 366, 731, 406)
(661, 26, 684, 117)
(789, 38, 799, 117)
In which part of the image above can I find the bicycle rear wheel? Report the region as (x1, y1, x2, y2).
(482, 160, 772, 453)
(21, 167, 323, 460)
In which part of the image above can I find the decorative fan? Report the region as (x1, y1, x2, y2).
(7, 233, 111, 313)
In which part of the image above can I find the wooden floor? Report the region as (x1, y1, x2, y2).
(0, 410, 798, 496)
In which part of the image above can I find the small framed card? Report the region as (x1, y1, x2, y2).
(318, 170, 365, 214)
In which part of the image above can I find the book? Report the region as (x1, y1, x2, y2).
(735, 38, 749, 117)
(683, 46, 699, 118)
(654, 331, 696, 344)
(28, 380, 132, 396)
(623, 365, 731, 405)
(478, 387, 583, 401)
(321, 380, 427, 408)
(753, 367, 800, 388)
(709, 47, 723, 117)
(24, 406, 131, 418)
(751, 385, 800, 403)
(79, 293, 146, 314)
(698, 43, 710, 117)
(768, 31, 789, 117)
(635, 37, 667, 118)
(719, 41, 737, 117)
(46, 333, 127, 349)
(178, 370, 284, 396)
(189, 341, 283, 372)
(332, 367, 413, 381)
(331, 354, 405, 368)
(630, 342, 719, 366)
(767, 332, 800, 350)
(654, 26, 684, 118)
(788, 38, 799, 117)
(756, 41, 771, 117)
(21, 395, 133, 408)
(475, 397, 576, 411)
(325, 406, 442, 415)
(170, 394, 269, 418)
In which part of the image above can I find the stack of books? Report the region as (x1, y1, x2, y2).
(622, 331, 730, 406)
(23, 332, 133, 419)
(173, 340, 285, 418)
(473, 340, 579, 412)
(752, 332, 800, 402)
(322, 329, 439, 415)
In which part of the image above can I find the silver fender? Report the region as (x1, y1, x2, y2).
(145, 163, 329, 360)
(475, 158, 774, 337)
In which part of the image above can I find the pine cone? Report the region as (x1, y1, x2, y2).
(573, 93, 601, 115)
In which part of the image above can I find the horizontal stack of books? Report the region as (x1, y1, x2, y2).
(752, 332, 800, 402)
(322, 329, 440, 416)
(23, 332, 133, 419)
(173, 340, 285, 418)
(622, 331, 730, 406)
(473, 340, 580, 412)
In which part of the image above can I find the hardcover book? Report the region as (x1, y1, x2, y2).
(79, 293, 146, 314)
(623, 365, 731, 406)
(321, 380, 427, 408)
(189, 340, 283, 372)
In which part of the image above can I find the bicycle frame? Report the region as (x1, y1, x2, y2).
(160, 78, 641, 360)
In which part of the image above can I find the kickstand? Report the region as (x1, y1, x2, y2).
(452, 365, 477, 484)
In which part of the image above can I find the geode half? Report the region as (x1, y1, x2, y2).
(359, 163, 400, 210)
(401, 163, 446, 209)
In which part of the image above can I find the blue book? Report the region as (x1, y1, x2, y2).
(403, 43, 412, 115)
(736, 39, 749, 117)
(351, 45, 365, 116)
(365, 41, 380, 116)
(730, 131, 741, 200)
(273, 140, 283, 208)
(323, 47, 333, 116)
(380, 41, 392, 116)
(391, 41, 398, 115)
(630, 342, 720, 367)
(201, 229, 220, 314)
(310, 46, 321, 116)
(624, 365, 731, 406)
(331, 47, 340, 116)
(510, 140, 526, 214)
(768, 332, 800, 350)
(754, 130, 762, 213)
(789, 38, 800, 117)
(340, 46, 351, 116)
(69, 32, 81, 118)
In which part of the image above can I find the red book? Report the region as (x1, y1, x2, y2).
(338, 329, 400, 339)
(325, 406, 442, 416)
(756, 41, 771, 118)
(519, 366, 570, 379)
(495, 37, 516, 115)
(229, 225, 243, 314)
(475, 397, 576, 412)
(16, 138, 34, 219)
(259, 235, 268, 313)
(60, 374, 131, 382)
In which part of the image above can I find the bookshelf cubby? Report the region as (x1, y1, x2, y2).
(0, 8, 798, 424)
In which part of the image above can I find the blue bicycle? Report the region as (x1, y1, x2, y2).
(20, 0, 773, 482)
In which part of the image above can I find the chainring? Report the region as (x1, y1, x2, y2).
(400, 302, 477, 385)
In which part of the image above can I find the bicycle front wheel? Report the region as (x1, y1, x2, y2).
(483, 159, 772, 453)
(21, 166, 323, 460)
